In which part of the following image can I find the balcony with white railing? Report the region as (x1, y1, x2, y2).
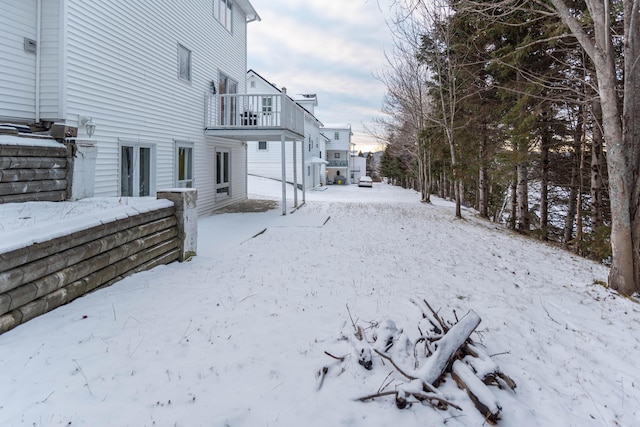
(327, 160, 349, 168)
(205, 93, 305, 141)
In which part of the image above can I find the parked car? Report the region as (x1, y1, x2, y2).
(358, 176, 373, 188)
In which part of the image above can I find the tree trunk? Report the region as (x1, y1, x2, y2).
(564, 145, 579, 244)
(549, 0, 639, 293)
(423, 145, 431, 203)
(516, 140, 529, 233)
(509, 166, 517, 230)
(564, 108, 583, 245)
(590, 99, 605, 228)
(478, 125, 489, 218)
(622, 0, 640, 294)
(576, 106, 587, 250)
(540, 119, 551, 241)
(450, 145, 462, 218)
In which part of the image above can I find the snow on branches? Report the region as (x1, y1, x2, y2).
(317, 299, 516, 425)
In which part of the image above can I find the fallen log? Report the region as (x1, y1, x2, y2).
(416, 309, 480, 386)
(465, 343, 517, 391)
(322, 302, 516, 424)
(452, 360, 501, 425)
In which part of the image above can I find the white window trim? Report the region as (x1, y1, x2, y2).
(178, 43, 192, 83)
(118, 139, 157, 197)
(262, 96, 273, 113)
(257, 141, 268, 151)
(215, 148, 231, 199)
(219, 72, 239, 126)
(213, 0, 233, 33)
(174, 140, 195, 188)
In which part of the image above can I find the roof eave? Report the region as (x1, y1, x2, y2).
(236, 0, 261, 23)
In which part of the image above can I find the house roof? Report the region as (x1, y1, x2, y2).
(323, 123, 352, 130)
(247, 69, 283, 94)
(247, 69, 324, 127)
(236, 0, 260, 22)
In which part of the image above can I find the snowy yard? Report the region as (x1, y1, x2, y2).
(1, 177, 639, 427)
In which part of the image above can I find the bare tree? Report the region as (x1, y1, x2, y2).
(393, 0, 478, 218)
(376, 10, 434, 201)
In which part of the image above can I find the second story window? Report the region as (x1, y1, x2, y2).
(334, 132, 340, 140)
(258, 141, 267, 150)
(213, 0, 233, 33)
(178, 44, 191, 82)
(262, 97, 273, 113)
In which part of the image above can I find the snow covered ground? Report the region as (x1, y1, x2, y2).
(1, 176, 639, 427)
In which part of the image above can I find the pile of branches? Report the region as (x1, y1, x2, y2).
(317, 299, 516, 425)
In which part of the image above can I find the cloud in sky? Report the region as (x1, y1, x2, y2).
(247, 0, 394, 152)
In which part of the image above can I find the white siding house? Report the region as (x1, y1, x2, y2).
(351, 154, 367, 182)
(0, 0, 259, 215)
(245, 70, 326, 191)
(322, 124, 354, 184)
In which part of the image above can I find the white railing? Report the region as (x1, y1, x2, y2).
(327, 160, 349, 167)
(205, 93, 305, 135)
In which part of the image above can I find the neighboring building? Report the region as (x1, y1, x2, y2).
(322, 124, 354, 184)
(0, 0, 260, 215)
(245, 70, 326, 190)
(351, 154, 367, 183)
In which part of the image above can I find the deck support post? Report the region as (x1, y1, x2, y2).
(281, 134, 287, 215)
(293, 138, 298, 208)
(301, 139, 306, 204)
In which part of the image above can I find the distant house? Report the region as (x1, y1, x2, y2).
(322, 124, 355, 184)
(351, 154, 367, 183)
(246, 70, 327, 191)
(0, 0, 260, 215)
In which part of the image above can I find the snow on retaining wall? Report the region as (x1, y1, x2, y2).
(0, 197, 188, 335)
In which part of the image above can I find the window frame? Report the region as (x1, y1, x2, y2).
(119, 140, 156, 197)
(262, 96, 273, 114)
(175, 141, 194, 188)
(334, 132, 340, 140)
(215, 148, 231, 198)
(219, 72, 239, 126)
(257, 141, 268, 151)
(213, 0, 233, 33)
(178, 43, 192, 83)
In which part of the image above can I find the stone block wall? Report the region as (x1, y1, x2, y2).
(0, 204, 181, 334)
(0, 138, 71, 203)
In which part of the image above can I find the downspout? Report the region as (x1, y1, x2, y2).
(59, 0, 68, 120)
(35, 0, 42, 123)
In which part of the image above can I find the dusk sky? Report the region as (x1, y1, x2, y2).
(246, 0, 395, 153)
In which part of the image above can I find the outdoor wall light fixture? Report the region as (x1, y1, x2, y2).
(80, 116, 96, 137)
